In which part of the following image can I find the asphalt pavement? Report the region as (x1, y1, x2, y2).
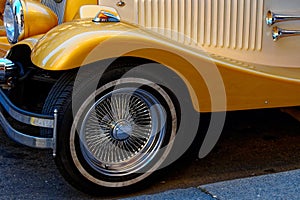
(0, 109, 299, 199)
(124, 169, 300, 200)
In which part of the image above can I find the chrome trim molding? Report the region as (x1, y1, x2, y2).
(266, 10, 300, 26)
(52, 109, 58, 157)
(266, 10, 300, 41)
(272, 26, 300, 41)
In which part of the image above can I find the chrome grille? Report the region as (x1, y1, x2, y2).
(134, 0, 264, 51)
(41, 0, 66, 24)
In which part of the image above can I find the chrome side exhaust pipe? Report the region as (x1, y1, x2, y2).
(266, 10, 300, 26)
(272, 26, 300, 41)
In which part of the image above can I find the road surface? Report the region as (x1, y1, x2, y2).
(0, 109, 299, 199)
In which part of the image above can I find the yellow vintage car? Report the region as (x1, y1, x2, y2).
(0, 0, 299, 195)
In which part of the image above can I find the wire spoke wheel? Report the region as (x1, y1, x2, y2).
(79, 88, 167, 177)
(68, 77, 177, 188)
(46, 67, 185, 194)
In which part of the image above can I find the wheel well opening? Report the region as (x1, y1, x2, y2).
(7, 45, 33, 67)
(97, 56, 195, 124)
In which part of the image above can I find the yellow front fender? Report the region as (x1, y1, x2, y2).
(32, 20, 210, 71)
(31, 20, 221, 112)
(30, 20, 300, 112)
(31, 21, 137, 70)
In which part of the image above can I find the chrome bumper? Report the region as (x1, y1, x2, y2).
(0, 89, 57, 156)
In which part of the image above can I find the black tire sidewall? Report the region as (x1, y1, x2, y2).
(54, 63, 198, 194)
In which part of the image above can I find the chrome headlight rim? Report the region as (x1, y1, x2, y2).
(4, 0, 24, 44)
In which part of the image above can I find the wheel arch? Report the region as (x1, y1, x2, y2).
(98, 56, 195, 116)
(27, 21, 216, 112)
(6, 44, 32, 66)
(80, 53, 211, 114)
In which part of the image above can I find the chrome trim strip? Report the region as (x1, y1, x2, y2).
(52, 109, 58, 156)
(0, 110, 53, 148)
(0, 89, 54, 128)
(266, 10, 300, 26)
(272, 26, 300, 41)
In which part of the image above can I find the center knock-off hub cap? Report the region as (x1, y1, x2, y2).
(111, 120, 132, 141)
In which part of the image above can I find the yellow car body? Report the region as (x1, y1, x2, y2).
(5, 0, 299, 113)
(1, 0, 300, 195)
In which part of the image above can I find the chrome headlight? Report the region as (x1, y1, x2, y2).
(3, 0, 24, 44)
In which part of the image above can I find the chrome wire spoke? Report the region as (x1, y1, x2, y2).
(79, 87, 166, 176)
(110, 93, 131, 121)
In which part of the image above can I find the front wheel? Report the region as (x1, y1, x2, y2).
(44, 68, 179, 194)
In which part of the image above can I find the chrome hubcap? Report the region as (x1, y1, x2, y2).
(111, 120, 132, 141)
